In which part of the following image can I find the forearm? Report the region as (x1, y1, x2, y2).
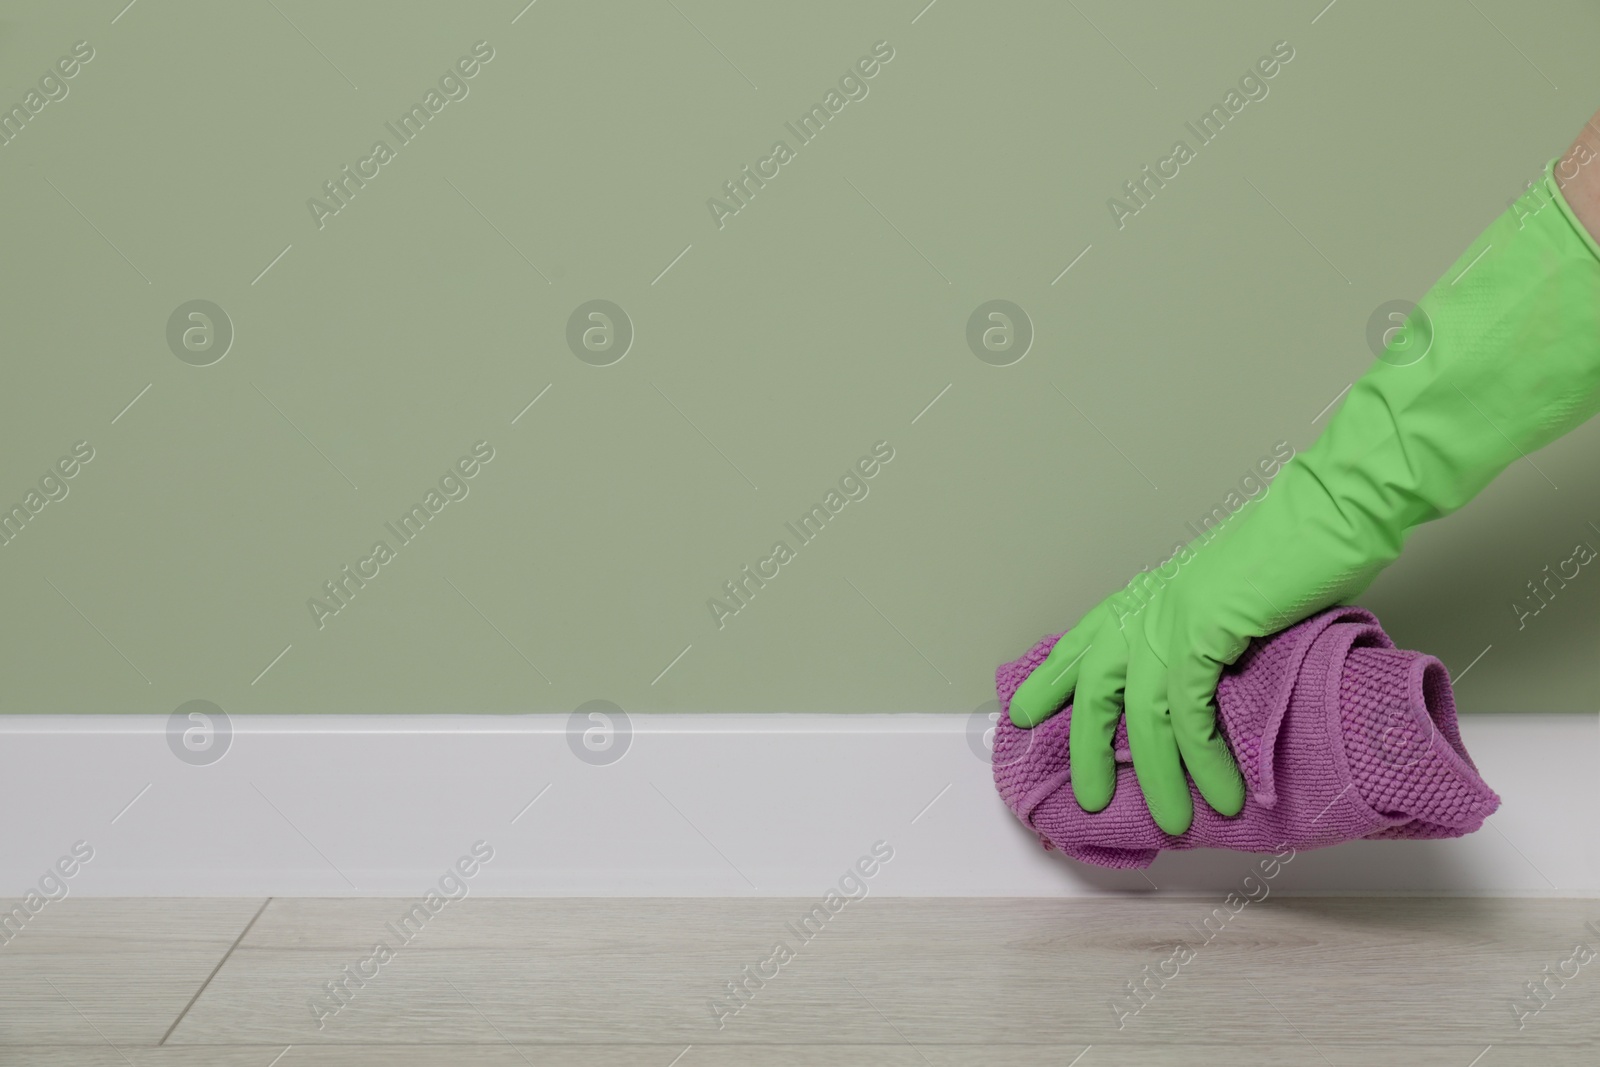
(1556, 107, 1600, 244)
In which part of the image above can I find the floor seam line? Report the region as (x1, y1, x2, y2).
(157, 897, 273, 1046)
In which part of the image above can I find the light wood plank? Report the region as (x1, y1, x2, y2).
(161, 898, 1600, 1050)
(4, 1044, 1598, 1067)
(0, 898, 266, 1047)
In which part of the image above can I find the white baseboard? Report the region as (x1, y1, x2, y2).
(1, 714, 1594, 897)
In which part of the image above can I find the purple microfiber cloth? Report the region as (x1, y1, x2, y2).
(992, 606, 1501, 869)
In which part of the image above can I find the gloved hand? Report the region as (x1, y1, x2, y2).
(1010, 154, 1600, 836)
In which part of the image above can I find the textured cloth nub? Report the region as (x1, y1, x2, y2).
(992, 606, 1501, 869)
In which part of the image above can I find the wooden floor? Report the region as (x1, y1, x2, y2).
(1, 897, 1596, 1064)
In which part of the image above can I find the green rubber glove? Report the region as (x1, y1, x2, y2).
(1010, 155, 1600, 836)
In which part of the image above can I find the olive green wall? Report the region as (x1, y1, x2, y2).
(2, 0, 1596, 715)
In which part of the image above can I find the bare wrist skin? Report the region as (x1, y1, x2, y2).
(1557, 107, 1600, 244)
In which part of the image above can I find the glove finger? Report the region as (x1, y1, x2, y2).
(1169, 643, 1246, 818)
(1009, 599, 1110, 727)
(1065, 626, 1127, 813)
(1124, 632, 1194, 836)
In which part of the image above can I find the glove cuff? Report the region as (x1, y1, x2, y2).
(1544, 153, 1600, 267)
